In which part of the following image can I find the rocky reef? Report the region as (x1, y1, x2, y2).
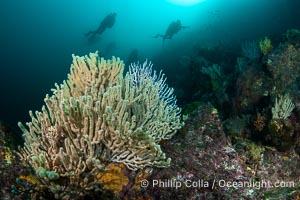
(2, 103, 300, 199)
(1, 29, 300, 200)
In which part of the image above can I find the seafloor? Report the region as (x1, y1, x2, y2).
(1, 29, 300, 200)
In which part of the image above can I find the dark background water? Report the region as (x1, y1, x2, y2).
(0, 0, 299, 133)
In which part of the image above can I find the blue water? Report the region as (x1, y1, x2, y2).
(0, 0, 299, 131)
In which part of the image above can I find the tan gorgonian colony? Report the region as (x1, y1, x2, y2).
(18, 52, 183, 196)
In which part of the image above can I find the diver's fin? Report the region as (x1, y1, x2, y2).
(153, 34, 164, 38)
(181, 26, 190, 29)
(85, 31, 95, 37)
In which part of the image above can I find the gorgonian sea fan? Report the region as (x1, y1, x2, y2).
(241, 40, 260, 60)
(128, 61, 178, 110)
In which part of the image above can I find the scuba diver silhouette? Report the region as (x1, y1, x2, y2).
(154, 20, 189, 47)
(85, 12, 117, 41)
